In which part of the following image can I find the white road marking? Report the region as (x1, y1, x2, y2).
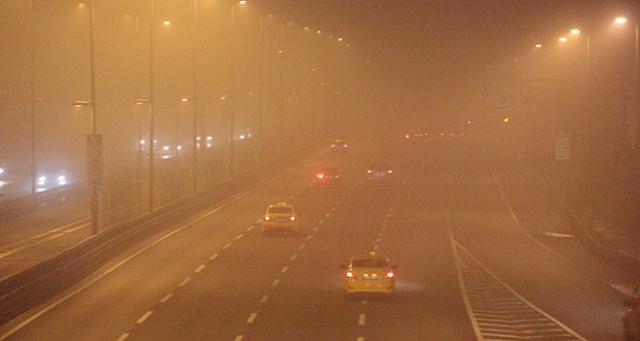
(281, 266, 289, 273)
(116, 333, 129, 341)
(306, 235, 312, 240)
(246, 312, 258, 324)
(223, 243, 232, 249)
(235, 233, 244, 240)
(358, 313, 366, 326)
(246, 225, 255, 231)
(313, 226, 320, 232)
(137, 311, 153, 324)
(194, 265, 206, 273)
(179, 277, 191, 286)
(542, 231, 574, 238)
(210, 253, 219, 260)
(234, 336, 244, 341)
(272, 279, 280, 287)
(298, 243, 305, 250)
(260, 295, 269, 303)
(161, 293, 173, 303)
(290, 254, 298, 261)
(357, 337, 365, 341)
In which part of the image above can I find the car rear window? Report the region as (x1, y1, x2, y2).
(352, 259, 387, 268)
(268, 207, 293, 214)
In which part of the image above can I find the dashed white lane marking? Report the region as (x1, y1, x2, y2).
(298, 243, 305, 250)
(246, 225, 255, 231)
(234, 336, 244, 341)
(235, 233, 244, 240)
(358, 313, 366, 326)
(116, 333, 129, 341)
(313, 226, 320, 232)
(373, 245, 379, 251)
(290, 254, 298, 261)
(137, 311, 153, 324)
(161, 293, 173, 303)
(246, 312, 258, 324)
(271, 279, 280, 287)
(179, 277, 191, 287)
(306, 235, 312, 240)
(194, 265, 206, 273)
(223, 243, 232, 249)
(260, 295, 269, 303)
(210, 253, 219, 260)
(281, 266, 289, 273)
(357, 337, 365, 341)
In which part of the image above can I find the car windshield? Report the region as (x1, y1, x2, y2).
(352, 259, 388, 268)
(268, 207, 293, 214)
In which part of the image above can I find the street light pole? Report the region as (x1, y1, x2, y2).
(29, 0, 36, 195)
(88, 0, 99, 235)
(192, 0, 198, 193)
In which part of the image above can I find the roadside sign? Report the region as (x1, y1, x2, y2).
(87, 134, 103, 184)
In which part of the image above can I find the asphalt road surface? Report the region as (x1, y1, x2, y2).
(0, 137, 637, 341)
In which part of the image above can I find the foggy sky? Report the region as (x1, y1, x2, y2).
(262, 0, 640, 120)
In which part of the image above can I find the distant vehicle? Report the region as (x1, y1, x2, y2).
(330, 140, 349, 154)
(623, 299, 640, 341)
(261, 202, 299, 236)
(366, 162, 393, 183)
(339, 251, 397, 297)
(36, 171, 68, 192)
(315, 166, 341, 186)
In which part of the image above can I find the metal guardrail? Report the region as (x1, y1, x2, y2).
(0, 184, 87, 224)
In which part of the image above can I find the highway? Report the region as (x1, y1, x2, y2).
(0, 137, 636, 341)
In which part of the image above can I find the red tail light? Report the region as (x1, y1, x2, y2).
(317, 173, 325, 179)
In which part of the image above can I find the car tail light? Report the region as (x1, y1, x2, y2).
(289, 216, 296, 222)
(346, 271, 356, 279)
(385, 271, 394, 279)
(263, 216, 271, 221)
(317, 173, 325, 179)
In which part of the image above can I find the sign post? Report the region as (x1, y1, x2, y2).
(87, 134, 103, 234)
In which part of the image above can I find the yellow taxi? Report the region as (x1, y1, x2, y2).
(339, 251, 397, 297)
(261, 202, 299, 236)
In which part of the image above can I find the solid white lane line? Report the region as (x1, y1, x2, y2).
(246, 313, 258, 324)
(195, 265, 206, 273)
(137, 311, 153, 324)
(358, 313, 366, 326)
